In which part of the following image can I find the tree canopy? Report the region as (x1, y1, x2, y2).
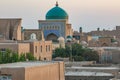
(52, 43, 99, 62)
(0, 49, 36, 64)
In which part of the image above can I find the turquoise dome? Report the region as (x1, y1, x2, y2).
(46, 3, 68, 19)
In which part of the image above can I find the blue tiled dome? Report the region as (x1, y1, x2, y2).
(46, 2, 68, 19)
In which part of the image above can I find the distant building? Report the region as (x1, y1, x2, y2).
(90, 47, 120, 64)
(73, 26, 120, 47)
(0, 61, 65, 80)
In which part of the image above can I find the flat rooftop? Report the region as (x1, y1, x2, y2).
(67, 66, 119, 70)
(0, 61, 58, 68)
(65, 71, 113, 76)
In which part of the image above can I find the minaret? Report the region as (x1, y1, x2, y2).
(97, 27, 100, 31)
(79, 27, 82, 33)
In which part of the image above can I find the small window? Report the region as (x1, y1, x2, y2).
(30, 33, 36, 40)
(49, 45, 50, 51)
(40, 46, 42, 52)
(0, 48, 6, 53)
(44, 58, 46, 60)
(35, 46, 37, 53)
(58, 26, 59, 29)
(46, 45, 47, 52)
(0, 75, 12, 80)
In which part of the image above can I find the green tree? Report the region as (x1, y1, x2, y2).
(73, 56, 84, 61)
(53, 43, 99, 62)
(82, 49, 99, 62)
(11, 52, 19, 62)
(19, 54, 26, 61)
(0, 51, 2, 64)
(3, 49, 11, 63)
(53, 48, 66, 58)
(0, 49, 37, 64)
(71, 43, 83, 56)
(26, 53, 36, 61)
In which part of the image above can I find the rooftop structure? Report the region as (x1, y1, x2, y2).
(69, 66, 119, 70)
(65, 71, 113, 76)
(65, 71, 114, 80)
(0, 61, 56, 68)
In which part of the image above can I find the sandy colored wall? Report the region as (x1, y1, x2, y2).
(29, 41, 40, 60)
(18, 43, 30, 54)
(39, 41, 52, 61)
(0, 62, 65, 80)
(29, 41, 52, 61)
(0, 68, 25, 80)
(25, 62, 65, 80)
(0, 43, 30, 55)
(0, 43, 18, 52)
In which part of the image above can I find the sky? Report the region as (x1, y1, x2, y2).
(0, 0, 120, 32)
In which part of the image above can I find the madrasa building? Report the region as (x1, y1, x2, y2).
(38, 2, 73, 41)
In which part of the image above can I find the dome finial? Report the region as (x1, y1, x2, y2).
(56, 1, 59, 6)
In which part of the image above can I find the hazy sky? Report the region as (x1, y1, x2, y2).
(0, 0, 120, 32)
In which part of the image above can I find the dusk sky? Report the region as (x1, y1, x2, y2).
(0, 0, 120, 32)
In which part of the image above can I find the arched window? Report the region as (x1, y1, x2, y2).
(58, 26, 60, 30)
(46, 45, 47, 52)
(30, 33, 36, 40)
(53, 26, 55, 29)
(49, 26, 51, 30)
(55, 26, 57, 30)
(49, 45, 50, 51)
(41, 46, 42, 52)
(44, 26, 46, 30)
(47, 26, 48, 30)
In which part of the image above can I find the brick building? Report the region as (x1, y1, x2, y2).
(0, 40, 52, 61)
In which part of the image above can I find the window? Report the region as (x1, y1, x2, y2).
(58, 26, 59, 29)
(40, 46, 42, 52)
(46, 45, 47, 52)
(0, 48, 6, 53)
(44, 58, 46, 60)
(35, 46, 37, 53)
(47, 26, 48, 30)
(53, 26, 55, 29)
(0, 75, 12, 80)
(49, 45, 50, 51)
(30, 33, 36, 40)
(55, 26, 57, 29)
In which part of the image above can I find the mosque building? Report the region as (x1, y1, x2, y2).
(38, 2, 73, 41)
(0, 2, 73, 60)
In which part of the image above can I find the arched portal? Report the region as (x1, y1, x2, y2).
(46, 33, 58, 41)
(30, 33, 36, 40)
(101, 43, 108, 47)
